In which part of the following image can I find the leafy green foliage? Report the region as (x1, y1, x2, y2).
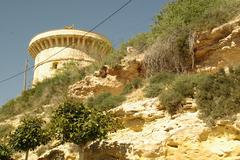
(0, 63, 86, 121)
(0, 144, 12, 160)
(160, 91, 184, 115)
(121, 78, 143, 95)
(151, 0, 240, 40)
(143, 71, 207, 115)
(160, 73, 207, 115)
(85, 78, 142, 111)
(86, 48, 126, 74)
(144, 0, 240, 74)
(144, 72, 176, 98)
(196, 67, 240, 122)
(86, 92, 126, 111)
(9, 116, 50, 152)
(120, 33, 150, 53)
(50, 99, 119, 146)
(0, 124, 14, 143)
(171, 75, 196, 98)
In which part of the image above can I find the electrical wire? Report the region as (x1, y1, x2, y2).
(0, 0, 133, 84)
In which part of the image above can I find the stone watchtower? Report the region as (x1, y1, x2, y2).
(28, 28, 112, 84)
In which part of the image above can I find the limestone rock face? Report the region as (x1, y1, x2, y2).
(85, 98, 240, 160)
(107, 53, 145, 82)
(112, 98, 164, 131)
(195, 15, 240, 71)
(11, 99, 240, 160)
(94, 53, 144, 82)
(68, 54, 144, 99)
(37, 143, 78, 160)
(68, 75, 123, 99)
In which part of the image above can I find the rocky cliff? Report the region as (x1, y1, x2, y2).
(35, 97, 240, 160)
(36, 27, 240, 159)
(3, 16, 240, 160)
(195, 15, 240, 72)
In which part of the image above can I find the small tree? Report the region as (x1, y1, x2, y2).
(0, 144, 12, 160)
(50, 99, 119, 160)
(9, 116, 50, 160)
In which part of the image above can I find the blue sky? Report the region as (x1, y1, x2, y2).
(0, 0, 167, 106)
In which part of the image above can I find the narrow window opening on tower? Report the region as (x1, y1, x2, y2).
(64, 38, 67, 44)
(74, 38, 78, 43)
(52, 39, 56, 45)
(52, 62, 58, 69)
(69, 37, 73, 43)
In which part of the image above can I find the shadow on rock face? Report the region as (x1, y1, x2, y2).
(85, 141, 132, 160)
(38, 150, 65, 160)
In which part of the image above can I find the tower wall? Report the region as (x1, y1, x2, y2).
(33, 47, 94, 84)
(28, 29, 112, 85)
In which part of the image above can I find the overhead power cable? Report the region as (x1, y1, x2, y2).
(0, 0, 133, 84)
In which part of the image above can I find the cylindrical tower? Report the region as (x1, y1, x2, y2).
(28, 28, 112, 84)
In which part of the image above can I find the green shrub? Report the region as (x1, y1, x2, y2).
(144, 0, 240, 74)
(144, 71, 206, 115)
(151, 0, 240, 40)
(172, 75, 195, 98)
(86, 48, 126, 74)
(196, 67, 240, 122)
(122, 78, 143, 95)
(158, 75, 196, 115)
(9, 116, 50, 160)
(144, 72, 176, 98)
(159, 90, 184, 115)
(0, 63, 86, 121)
(0, 124, 14, 143)
(0, 144, 12, 160)
(121, 33, 151, 53)
(50, 99, 120, 160)
(86, 92, 126, 111)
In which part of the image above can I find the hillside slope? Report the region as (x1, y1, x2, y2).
(2, 1, 240, 159)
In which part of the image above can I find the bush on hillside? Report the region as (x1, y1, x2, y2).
(151, 0, 240, 40)
(144, 31, 190, 74)
(0, 124, 14, 143)
(121, 33, 150, 53)
(172, 75, 196, 98)
(0, 62, 86, 121)
(158, 74, 205, 115)
(50, 99, 120, 160)
(144, 0, 240, 75)
(86, 92, 126, 111)
(196, 67, 240, 123)
(9, 116, 50, 160)
(144, 72, 176, 98)
(143, 71, 206, 115)
(159, 90, 184, 116)
(121, 78, 143, 95)
(0, 144, 12, 160)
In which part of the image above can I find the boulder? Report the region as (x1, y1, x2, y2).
(68, 75, 123, 100)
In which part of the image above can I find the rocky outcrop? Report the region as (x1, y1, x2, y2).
(13, 97, 239, 160)
(10, 97, 237, 160)
(106, 54, 145, 82)
(8, 16, 240, 160)
(37, 143, 78, 160)
(195, 15, 240, 71)
(85, 98, 240, 160)
(68, 54, 144, 99)
(68, 75, 123, 100)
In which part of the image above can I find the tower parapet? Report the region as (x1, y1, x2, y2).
(28, 28, 112, 84)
